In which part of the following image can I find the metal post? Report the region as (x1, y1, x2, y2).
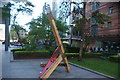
(70, 25, 73, 46)
(5, 19, 9, 51)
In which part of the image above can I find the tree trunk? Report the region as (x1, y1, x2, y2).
(78, 43, 83, 61)
(78, 2, 86, 61)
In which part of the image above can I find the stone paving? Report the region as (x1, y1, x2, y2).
(0, 44, 2, 80)
(1, 44, 115, 80)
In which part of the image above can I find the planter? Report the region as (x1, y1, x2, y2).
(65, 53, 79, 59)
(11, 48, 25, 53)
(13, 53, 50, 59)
(84, 53, 103, 58)
(109, 55, 120, 62)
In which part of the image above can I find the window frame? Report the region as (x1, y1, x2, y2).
(92, 2, 100, 11)
(108, 6, 113, 14)
(107, 22, 112, 29)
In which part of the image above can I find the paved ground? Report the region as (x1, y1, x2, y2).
(0, 44, 2, 80)
(1, 44, 115, 80)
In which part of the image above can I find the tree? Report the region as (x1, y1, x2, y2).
(59, 1, 110, 61)
(25, 15, 46, 50)
(8, 1, 34, 41)
(25, 13, 69, 50)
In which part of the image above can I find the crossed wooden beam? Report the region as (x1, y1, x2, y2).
(38, 4, 70, 80)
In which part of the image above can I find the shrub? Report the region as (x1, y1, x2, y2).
(110, 55, 120, 58)
(48, 46, 56, 55)
(109, 55, 120, 62)
(13, 50, 50, 59)
(65, 53, 79, 58)
(66, 47, 79, 53)
(11, 48, 25, 53)
(102, 52, 117, 55)
(84, 52, 103, 58)
(62, 43, 69, 48)
(14, 50, 49, 54)
(65, 53, 79, 55)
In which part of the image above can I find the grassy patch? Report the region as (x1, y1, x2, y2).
(69, 58, 120, 78)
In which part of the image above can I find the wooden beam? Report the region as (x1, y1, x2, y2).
(39, 11, 70, 79)
(40, 55, 63, 79)
(47, 13, 70, 72)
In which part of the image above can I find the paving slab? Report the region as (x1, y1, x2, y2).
(1, 45, 115, 80)
(0, 44, 2, 80)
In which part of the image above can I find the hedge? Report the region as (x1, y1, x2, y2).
(13, 50, 50, 59)
(14, 50, 50, 54)
(110, 55, 120, 58)
(65, 53, 79, 58)
(109, 55, 120, 62)
(11, 48, 25, 53)
(84, 52, 103, 58)
(65, 53, 79, 55)
(66, 47, 79, 53)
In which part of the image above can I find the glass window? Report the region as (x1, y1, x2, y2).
(109, 7, 113, 14)
(107, 22, 112, 28)
(92, 2, 100, 11)
(91, 25, 98, 36)
(91, 18, 96, 23)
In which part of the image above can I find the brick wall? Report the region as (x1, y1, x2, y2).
(86, 2, 120, 36)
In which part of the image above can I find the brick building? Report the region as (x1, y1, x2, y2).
(86, 2, 120, 53)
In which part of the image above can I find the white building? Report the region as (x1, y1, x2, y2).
(19, 30, 27, 38)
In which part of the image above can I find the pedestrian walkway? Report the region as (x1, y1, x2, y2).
(1, 44, 115, 79)
(0, 44, 2, 80)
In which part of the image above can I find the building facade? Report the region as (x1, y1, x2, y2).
(86, 2, 120, 53)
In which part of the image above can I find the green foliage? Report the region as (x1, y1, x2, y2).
(76, 18, 88, 27)
(65, 53, 80, 58)
(7, 1, 34, 41)
(25, 15, 47, 50)
(62, 43, 69, 48)
(11, 1, 34, 15)
(25, 14, 69, 50)
(48, 46, 56, 54)
(75, 13, 110, 58)
(110, 55, 120, 58)
(92, 13, 111, 24)
(84, 52, 103, 57)
(23, 36, 38, 50)
(65, 53, 79, 55)
(11, 48, 25, 52)
(109, 55, 120, 62)
(12, 48, 25, 51)
(86, 52, 103, 55)
(55, 18, 69, 37)
(66, 47, 80, 53)
(69, 58, 120, 78)
(2, 2, 14, 19)
(42, 14, 50, 27)
(14, 50, 49, 54)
